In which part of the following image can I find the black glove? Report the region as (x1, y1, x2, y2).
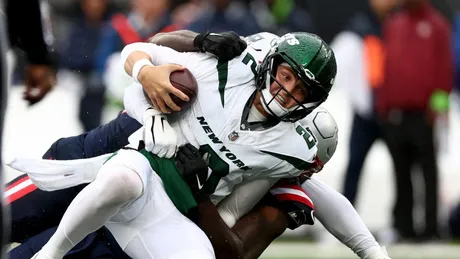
(194, 31, 247, 61)
(279, 200, 315, 230)
(175, 144, 210, 202)
(259, 192, 315, 230)
(268, 179, 316, 230)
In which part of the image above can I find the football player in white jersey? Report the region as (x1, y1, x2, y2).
(25, 32, 390, 256)
(31, 31, 338, 259)
(121, 32, 390, 259)
(122, 31, 337, 198)
(9, 105, 389, 259)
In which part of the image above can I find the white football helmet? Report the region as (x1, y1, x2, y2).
(298, 107, 338, 174)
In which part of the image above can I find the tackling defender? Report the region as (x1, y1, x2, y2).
(6, 31, 388, 259)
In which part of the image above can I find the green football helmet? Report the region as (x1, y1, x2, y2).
(256, 32, 337, 122)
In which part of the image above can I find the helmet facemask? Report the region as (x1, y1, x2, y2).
(257, 51, 329, 123)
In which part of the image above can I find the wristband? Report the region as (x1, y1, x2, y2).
(132, 59, 154, 84)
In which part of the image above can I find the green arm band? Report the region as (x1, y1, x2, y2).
(429, 89, 450, 113)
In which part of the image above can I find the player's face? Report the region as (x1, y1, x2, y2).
(270, 65, 308, 109)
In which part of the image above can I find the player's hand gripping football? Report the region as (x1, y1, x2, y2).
(175, 144, 210, 202)
(194, 31, 247, 61)
(143, 107, 178, 158)
(138, 64, 190, 113)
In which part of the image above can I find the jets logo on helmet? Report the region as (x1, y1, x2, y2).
(278, 33, 300, 45)
(256, 32, 337, 123)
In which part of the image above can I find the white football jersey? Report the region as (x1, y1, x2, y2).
(132, 33, 318, 200)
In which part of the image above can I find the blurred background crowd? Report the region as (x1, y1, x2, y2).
(5, 0, 460, 254)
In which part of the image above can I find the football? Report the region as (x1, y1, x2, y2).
(170, 68, 198, 110)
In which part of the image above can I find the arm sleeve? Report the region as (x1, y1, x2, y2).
(120, 42, 193, 68)
(217, 178, 277, 227)
(301, 177, 382, 259)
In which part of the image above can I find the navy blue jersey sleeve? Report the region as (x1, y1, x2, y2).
(43, 112, 141, 160)
(8, 113, 141, 243)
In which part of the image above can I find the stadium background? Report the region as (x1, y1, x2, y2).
(3, 0, 460, 258)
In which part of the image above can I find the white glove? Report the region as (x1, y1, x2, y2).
(364, 246, 391, 259)
(143, 108, 178, 158)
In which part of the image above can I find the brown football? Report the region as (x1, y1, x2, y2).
(169, 68, 198, 110)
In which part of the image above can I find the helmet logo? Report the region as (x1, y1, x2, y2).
(278, 33, 300, 46)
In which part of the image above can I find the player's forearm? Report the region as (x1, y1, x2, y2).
(122, 49, 153, 78)
(120, 42, 167, 81)
(148, 30, 199, 52)
(193, 200, 246, 259)
(231, 205, 289, 259)
(121, 29, 198, 77)
(121, 42, 181, 85)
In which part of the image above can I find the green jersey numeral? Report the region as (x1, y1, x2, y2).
(296, 125, 316, 149)
(199, 144, 230, 194)
(242, 53, 257, 76)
